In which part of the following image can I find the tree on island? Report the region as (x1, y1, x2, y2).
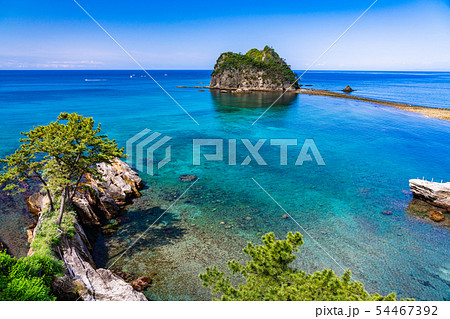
(200, 232, 408, 301)
(0, 112, 123, 225)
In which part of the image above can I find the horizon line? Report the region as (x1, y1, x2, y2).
(1, 68, 450, 72)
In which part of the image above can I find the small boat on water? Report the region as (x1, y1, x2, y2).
(84, 79, 106, 82)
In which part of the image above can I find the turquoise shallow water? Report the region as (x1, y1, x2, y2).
(0, 70, 449, 300)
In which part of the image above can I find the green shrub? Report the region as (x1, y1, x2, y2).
(200, 232, 410, 301)
(31, 209, 76, 256)
(0, 251, 63, 301)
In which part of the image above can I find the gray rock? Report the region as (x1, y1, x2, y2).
(111, 158, 144, 187)
(211, 69, 295, 92)
(89, 158, 143, 204)
(72, 192, 101, 227)
(60, 222, 147, 301)
(409, 179, 450, 211)
(89, 185, 121, 219)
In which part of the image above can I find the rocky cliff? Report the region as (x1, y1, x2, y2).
(210, 46, 298, 91)
(27, 158, 147, 301)
(60, 222, 147, 301)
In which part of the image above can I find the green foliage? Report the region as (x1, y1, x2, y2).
(0, 251, 63, 301)
(31, 209, 77, 256)
(0, 113, 121, 299)
(212, 46, 298, 88)
(0, 112, 123, 194)
(246, 45, 281, 64)
(0, 112, 123, 224)
(200, 232, 405, 301)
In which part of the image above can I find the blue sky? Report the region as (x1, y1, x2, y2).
(1, 0, 449, 70)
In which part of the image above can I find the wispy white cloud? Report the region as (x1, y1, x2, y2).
(0, 59, 105, 69)
(47, 60, 104, 65)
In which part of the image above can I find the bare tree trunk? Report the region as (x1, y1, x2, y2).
(45, 188, 55, 212)
(70, 172, 85, 202)
(56, 187, 67, 226)
(32, 169, 55, 212)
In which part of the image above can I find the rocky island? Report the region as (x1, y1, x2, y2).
(210, 46, 298, 92)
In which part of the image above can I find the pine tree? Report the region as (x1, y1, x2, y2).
(200, 232, 407, 301)
(0, 112, 123, 225)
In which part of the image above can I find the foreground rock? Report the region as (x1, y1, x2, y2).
(409, 179, 450, 211)
(28, 218, 147, 300)
(210, 46, 298, 91)
(27, 157, 147, 301)
(61, 222, 147, 301)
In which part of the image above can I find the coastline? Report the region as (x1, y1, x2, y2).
(1, 71, 449, 301)
(296, 88, 450, 122)
(178, 86, 450, 122)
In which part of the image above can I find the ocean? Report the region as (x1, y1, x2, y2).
(0, 70, 449, 300)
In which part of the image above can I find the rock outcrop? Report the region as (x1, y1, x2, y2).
(342, 85, 354, 93)
(72, 191, 103, 226)
(210, 46, 298, 91)
(26, 193, 50, 215)
(28, 212, 147, 300)
(25, 158, 143, 228)
(26, 157, 147, 301)
(60, 222, 147, 301)
(409, 179, 450, 211)
(71, 158, 143, 225)
(87, 158, 144, 205)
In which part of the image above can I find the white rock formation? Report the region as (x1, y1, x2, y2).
(409, 179, 450, 211)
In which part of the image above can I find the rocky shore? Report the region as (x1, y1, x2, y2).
(408, 179, 450, 225)
(27, 158, 148, 301)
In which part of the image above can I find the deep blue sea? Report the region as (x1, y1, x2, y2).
(0, 70, 449, 301)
